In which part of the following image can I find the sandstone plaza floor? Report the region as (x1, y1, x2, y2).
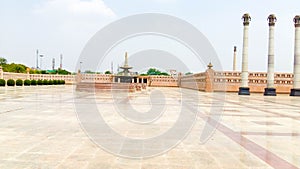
(0, 85, 300, 169)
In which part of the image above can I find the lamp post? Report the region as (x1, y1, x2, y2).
(79, 62, 83, 73)
(40, 55, 44, 70)
(36, 50, 39, 69)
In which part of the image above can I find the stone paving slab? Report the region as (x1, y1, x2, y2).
(0, 86, 299, 169)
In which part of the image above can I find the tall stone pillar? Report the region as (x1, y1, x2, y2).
(291, 15, 300, 96)
(239, 13, 251, 95)
(233, 46, 237, 71)
(264, 14, 277, 96)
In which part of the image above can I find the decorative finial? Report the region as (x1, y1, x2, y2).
(294, 15, 300, 27)
(242, 13, 251, 26)
(268, 14, 277, 26)
(207, 62, 213, 69)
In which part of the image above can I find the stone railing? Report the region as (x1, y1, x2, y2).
(179, 70, 294, 93)
(79, 74, 113, 83)
(1, 72, 76, 84)
(148, 75, 178, 87)
(179, 72, 206, 91)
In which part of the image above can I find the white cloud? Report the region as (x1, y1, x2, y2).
(68, 0, 115, 16)
(32, 0, 117, 35)
(30, 0, 117, 71)
(152, 0, 178, 4)
(34, 0, 116, 17)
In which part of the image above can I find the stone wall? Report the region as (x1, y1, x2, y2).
(148, 75, 178, 87)
(179, 70, 293, 93)
(2, 72, 76, 84)
(0, 70, 294, 93)
(79, 74, 112, 83)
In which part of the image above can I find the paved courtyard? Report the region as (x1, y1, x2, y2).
(0, 85, 300, 169)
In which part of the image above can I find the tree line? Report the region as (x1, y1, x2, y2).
(0, 57, 71, 75)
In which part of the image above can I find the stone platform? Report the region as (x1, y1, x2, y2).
(0, 86, 300, 168)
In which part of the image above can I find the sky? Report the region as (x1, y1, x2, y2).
(0, 0, 299, 73)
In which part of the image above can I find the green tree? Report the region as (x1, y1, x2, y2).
(3, 63, 27, 73)
(29, 69, 42, 74)
(84, 70, 94, 74)
(185, 72, 193, 75)
(105, 70, 112, 74)
(14, 65, 25, 73)
(57, 69, 71, 75)
(146, 68, 169, 76)
(159, 72, 170, 76)
(41, 70, 47, 74)
(147, 68, 161, 75)
(0, 57, 7, 65)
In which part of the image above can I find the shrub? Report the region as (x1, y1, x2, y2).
(16, 79, 23, 86)
(56, 80, 65, 85)
(31, 79, 37, 85)
(48, 80, 53, 85)
(53, 80, 58, 85)
(57, 80, 62, 85)
(43, 79, 48, 85)
(0, 79, 5, 86)
(37, 79, 43, 85)
(24, 79, 31, 86)
(7, 79, 15, 86)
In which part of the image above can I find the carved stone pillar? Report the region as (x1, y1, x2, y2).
(205, 62, 214, 92)
(291, 15, 300, 96)
(239, 13, 251, 95)
(264, 14, 277, 96)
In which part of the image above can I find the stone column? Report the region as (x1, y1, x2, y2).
(177, 72, 182, 87)
(26, 68, 30, 80)
(264, 14, 277, 96)
(205, 62, 214, 92)
(0, 66, 3, 79)
(233, 46, 237, 71)
(239, 13, 251, 95)
(291, 15, 300, 96)
(76, 70, 82, 83)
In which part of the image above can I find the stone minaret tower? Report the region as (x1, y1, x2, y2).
(238, 13, 251, 95)
(291, 15, 300, 96)
(264, 14, 277, 96)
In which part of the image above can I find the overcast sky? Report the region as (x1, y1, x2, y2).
(0, 0, 299, 73)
